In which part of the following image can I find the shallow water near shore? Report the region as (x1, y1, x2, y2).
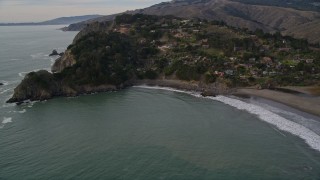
(1, 26, 320, 179)
(1, 88, 320, 179)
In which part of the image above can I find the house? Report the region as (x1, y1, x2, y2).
(139, 38, 147, 44)
(249, 58, 256, 63)
(305, 59, 314, 64)
(262, 57, 273, 65)
(250, 35, 258, 39)
(201, 39, 210, 48)
(250, 70, 257, 75)
(278, 48, 291, 52)
(259, 45, 270, 52)
(202, 44, 210, 48)
(120, 24, 130, 28)
(181, 20, 190, 24)
(225, 70, 234, 76)
(172, 19, 179, 24)
(158, 45, 172, 51)
(162, 23, 169, 27)
(269, 71, 277, 76)
(118, 24, 131, 34)
(214, 71, 224, 77)
(293, 55, 301, 60)
(229, 57, 237, 61)
(262, 71, 268, 75)
(201, 39, 208, 43)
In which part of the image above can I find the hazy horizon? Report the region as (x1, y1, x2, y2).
(0, 0, 170, 23)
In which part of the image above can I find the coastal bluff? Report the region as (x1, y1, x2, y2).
(51, 50, 76, 73)
(7, 14, 320, 104)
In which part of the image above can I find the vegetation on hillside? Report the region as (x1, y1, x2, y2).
(57, 14, 320, 88)
(8, 13, 320, 103)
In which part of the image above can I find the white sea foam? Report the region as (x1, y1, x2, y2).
(27, 100, 38, 108)
(133, 85, 201, 97)
(18, 72, 28, 77)
(31, 53, 45, 59)
(0, 88, 13, 95)
(18, 109, 26, 113)
(50, 57, 56, 63)
(134, 85, 320, 152)
(210, 96, 320, 151)
(9, 109, 27, 114)
(18, 68, 51, 78)
(1, 81, 9, 86)
(2, 117, 12, 124)
(249, 100, 320, 135)
(2, 103, 15, 108)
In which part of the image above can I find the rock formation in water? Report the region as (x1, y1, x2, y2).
(49, 50, 65, 57)
(49, 50, 59, 56)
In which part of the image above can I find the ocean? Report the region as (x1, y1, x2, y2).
(0, 26, 320, 179)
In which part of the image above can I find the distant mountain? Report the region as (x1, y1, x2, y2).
(63, 0, 320, 43)
(0, 15, 103, 26)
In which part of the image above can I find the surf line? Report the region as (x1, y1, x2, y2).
(134, 85, 320, 152)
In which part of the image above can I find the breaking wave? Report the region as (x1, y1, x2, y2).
(134, 85, 320, 152)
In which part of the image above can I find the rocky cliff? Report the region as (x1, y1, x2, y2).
(51, 50, 76, 73)
(7, 70, 119, 103)
(7, 70, 61, 103)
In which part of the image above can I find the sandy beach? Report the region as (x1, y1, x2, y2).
(133, 79, 320, 117)
(233, 88, 320, 117)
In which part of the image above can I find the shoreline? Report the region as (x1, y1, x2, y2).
(8, 73, 320, 118)
(133, 83, 320, 152)
(233, 88, 320, 117)
(131, 79, 234, 95)
(132, 79, 320, 117)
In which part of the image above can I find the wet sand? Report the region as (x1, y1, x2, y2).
(233, 88, 320, 117)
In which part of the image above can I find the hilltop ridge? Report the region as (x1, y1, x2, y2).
(62, 0, 320, 43)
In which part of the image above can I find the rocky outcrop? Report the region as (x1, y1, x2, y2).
(6, 70, 119, 103)
(0, 83, 3, 86)
(201, 90, 217, 97)
(6, 70, 61, 103)
(49, 50, 59, 56)
(49, 50, 64, 56)
(51, 50, 76, 73)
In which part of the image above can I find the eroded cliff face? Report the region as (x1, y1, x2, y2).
(51, 50, 76, 73)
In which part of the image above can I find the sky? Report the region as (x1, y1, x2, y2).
(0, 0, 170, 23)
